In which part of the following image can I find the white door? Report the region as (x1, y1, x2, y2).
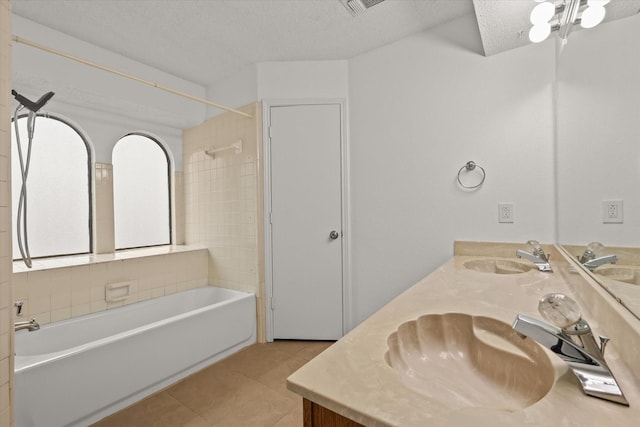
(269, 103, 343, 340)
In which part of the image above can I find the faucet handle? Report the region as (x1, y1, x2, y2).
(599, 335, 610, 356)
(586, 242, 605, 256)
(525, 240, 543, 255)
(14, 301, 24, 317)
(538, 293, 582, 328)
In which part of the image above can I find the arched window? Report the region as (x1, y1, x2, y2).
(11, 114, 92, 259)
(113, 133, 171, 249)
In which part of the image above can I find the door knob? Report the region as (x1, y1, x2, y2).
(329, 231, 340, 240)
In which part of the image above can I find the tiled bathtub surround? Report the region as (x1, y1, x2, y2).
(94, 163, 115, 254)
(12, 246, 208, 326)
(10, 158, 193, 327)
(0, 1, 12, 425)
(183, 103, 265, 339)
(172, 171, 185, 245)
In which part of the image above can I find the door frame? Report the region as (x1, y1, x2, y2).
(262, 99, 351, 342)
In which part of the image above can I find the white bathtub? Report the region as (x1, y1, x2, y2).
(14, 286, 256, 427)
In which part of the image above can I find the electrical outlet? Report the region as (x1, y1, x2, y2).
(498, 203, 514, 223)
(603, 200, 623, 224)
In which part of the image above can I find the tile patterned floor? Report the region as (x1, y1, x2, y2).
(91, 341, 333, 427)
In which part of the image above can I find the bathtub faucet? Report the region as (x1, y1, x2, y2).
(15, 318, 40, 332)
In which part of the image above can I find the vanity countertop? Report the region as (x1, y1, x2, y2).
(287, 243, 640, 426)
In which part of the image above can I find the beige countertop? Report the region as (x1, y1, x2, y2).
(287, 242, 640, 426)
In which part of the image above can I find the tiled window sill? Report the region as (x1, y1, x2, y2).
(12, 245, 207, 273)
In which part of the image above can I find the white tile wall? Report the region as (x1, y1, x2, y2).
(183, 102, 265, 341)
(172, 171, 185, 245)
(94, 163, 115, 254)
(12, 246, 209, 326)
(183, 103, 261, 294)
(0, 1, 12, 424)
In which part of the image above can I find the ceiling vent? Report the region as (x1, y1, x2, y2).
(340, 0, 387, 17)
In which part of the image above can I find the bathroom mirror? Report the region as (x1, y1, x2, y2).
(557, 13, 640, 320)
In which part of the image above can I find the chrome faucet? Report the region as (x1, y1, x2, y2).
(513, 293, 628, 406)
(14, 318, 40, 332)
(578, 242, 617, 271)
(582, 254, 618, 271)
(516, 240, 552, 272)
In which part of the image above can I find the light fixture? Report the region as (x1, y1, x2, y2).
(528, 0, 609, 44)
(529, 23, 552, 43)
(339, 0, 386, 17)
(530, 1, 556, 24)
(581, 3, 606, 28)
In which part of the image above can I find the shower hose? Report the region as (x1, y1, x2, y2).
(13, 105, 34, 268)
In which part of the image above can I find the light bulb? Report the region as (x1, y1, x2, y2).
(529, 23, 552, 43)
(581, 5, 606, 28)
(530, 1, 556, 25)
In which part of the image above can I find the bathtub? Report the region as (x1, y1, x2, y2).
(14, 286, 256, 427)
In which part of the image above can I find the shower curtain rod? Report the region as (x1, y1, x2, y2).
(11, 35, 253, 119)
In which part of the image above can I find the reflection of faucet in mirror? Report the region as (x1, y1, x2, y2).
(578, 242, 618, 271)
(513, 293, 628, 406)
(556, 13, 640, 324)
(516, 240, 552, 272)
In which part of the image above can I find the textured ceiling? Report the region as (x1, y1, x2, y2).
(12, 0, 640, 88)
(11, 0, 476, 87)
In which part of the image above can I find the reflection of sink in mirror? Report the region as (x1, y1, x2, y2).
(561, 244, 640, 320)
(594, 265, 640, 286)
(463, 259, 532, 274)
(385, 313, 554, 411)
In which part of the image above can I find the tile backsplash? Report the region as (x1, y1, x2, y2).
(183, 102, 265, 340)
(0, 1, 12, 424)
(183, 103, 262, 294)
(94, 163, 115, 254)
(12, 247, 208, 325)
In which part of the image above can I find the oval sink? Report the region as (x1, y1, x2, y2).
(385, 313, 554, 411)
(594, 265, 640, 285)
(463, 259, 532, 274)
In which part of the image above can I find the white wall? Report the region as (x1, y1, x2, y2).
(257, 60, 348, 100)
(205, 63, 258, 118)
(208, 20, 557, 328)
(205, 60, 349, 119)
(11, 15, 208, 167)
(557, 14, 640, 246)
(348, 14, 557, 324)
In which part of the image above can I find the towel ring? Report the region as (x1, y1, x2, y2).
(457, 161, 486, 189)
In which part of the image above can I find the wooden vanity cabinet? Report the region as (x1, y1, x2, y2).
(303, 399, 365, 427)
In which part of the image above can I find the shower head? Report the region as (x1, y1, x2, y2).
(11, 89, 55, 113)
